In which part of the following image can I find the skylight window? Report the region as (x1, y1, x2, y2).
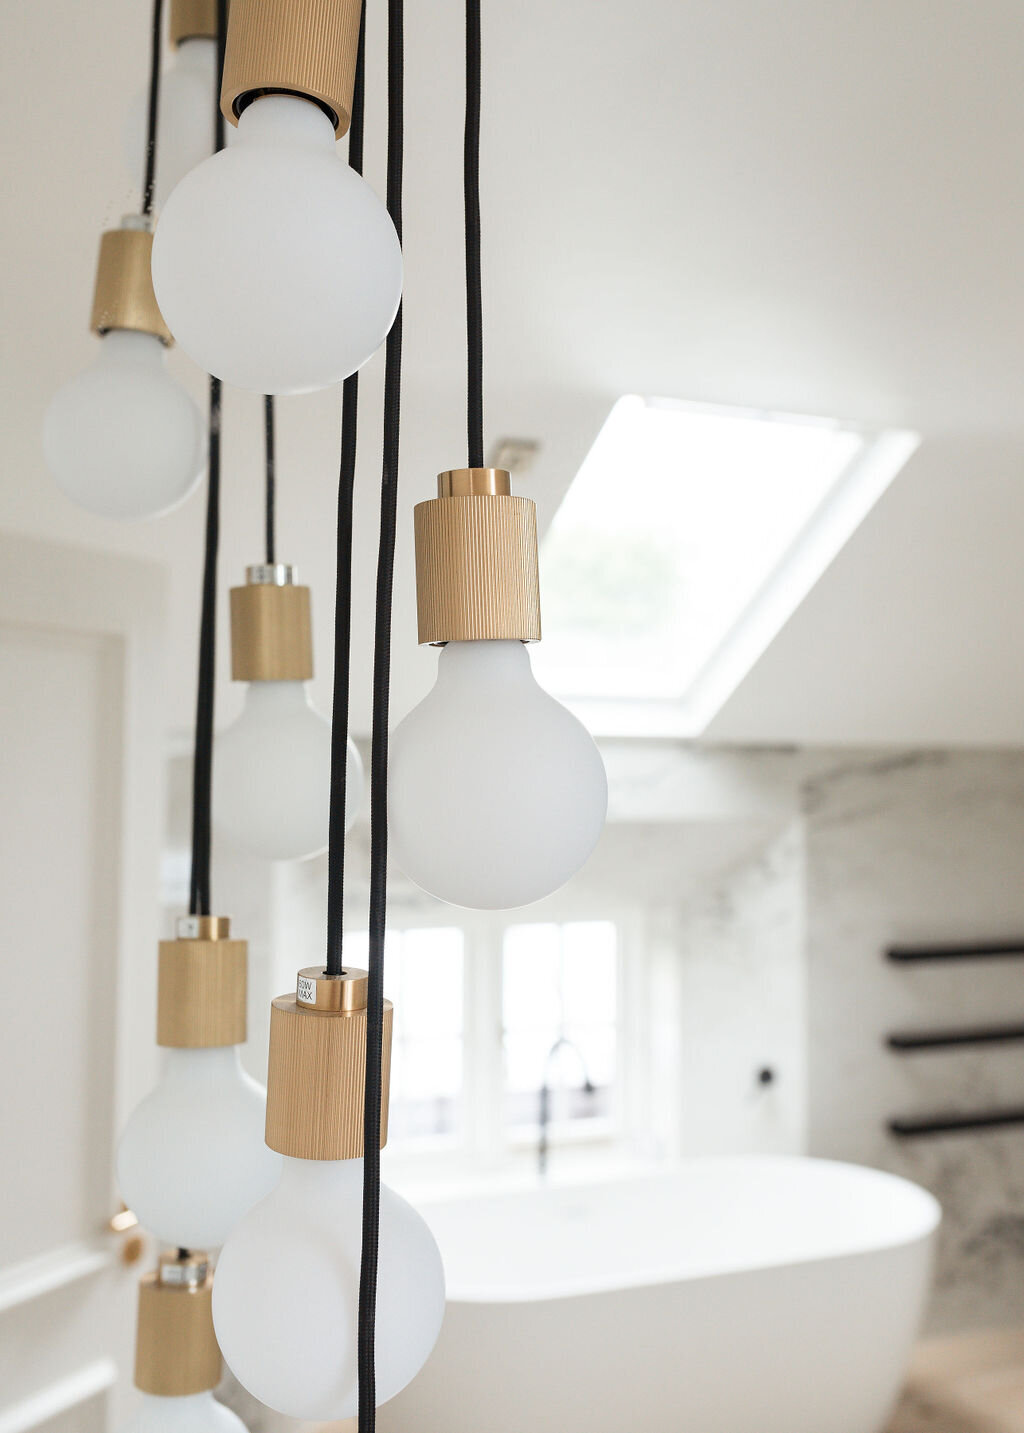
(531, 395, 918, 735)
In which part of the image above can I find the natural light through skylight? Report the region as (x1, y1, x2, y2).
(532, 395, 918, 731)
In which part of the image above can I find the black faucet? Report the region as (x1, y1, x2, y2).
(538, 1036, 595, 1177)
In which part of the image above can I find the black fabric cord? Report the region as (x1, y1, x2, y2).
(264, 395, 276, 566)
(464, 0, 483, 466)
(141, 0, 164, 216)
(357, 0, 403, 1424)
(187, 0, 229, 917)
(325, 5, 367, 981)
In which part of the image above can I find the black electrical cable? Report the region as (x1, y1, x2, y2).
(325, 6, 367, 982)
(264, 395, 276, 566)
(141, 0, 164, 217)
(357, 0, 403, 1424)
(464, 0, 483, 466)
(187, 0, 229, 917)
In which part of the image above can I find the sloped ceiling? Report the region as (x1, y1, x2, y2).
(3, 0, 1024, 744)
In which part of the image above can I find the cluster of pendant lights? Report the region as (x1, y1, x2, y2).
(49, 0, 607, 1426)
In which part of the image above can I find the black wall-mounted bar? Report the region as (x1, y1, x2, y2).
(889, 1108, 1024, 1137)
(887, 1024, 1024, 1051)
(887, 941, 1024, 963)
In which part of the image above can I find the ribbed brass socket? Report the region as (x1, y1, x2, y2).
(157, 916, 247, 1048)
(265, 968, 393, 1160)
(134, 1254, 221, 1397)
(170, 0, 219, 45)
(90, 227, 171, 344)
(415, 469, 542, 644)
(230, 566, 313, 682)
(221, 0, 362, 137)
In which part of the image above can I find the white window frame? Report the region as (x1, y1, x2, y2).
(378, 899, 659, 1187)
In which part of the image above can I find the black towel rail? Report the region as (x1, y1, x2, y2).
(889, 1108, 1024, 1137)
(887, 941, 1024, 963)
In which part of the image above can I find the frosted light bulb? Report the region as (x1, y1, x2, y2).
(152, 94, 402, 394)
(389, 640, 608, 909)
(119, 1394, 247, 1433)
(117, 1047, 281, 1249)
(213, 1157, 445, 1421)
(125, 39, 220, 208)
(215, 682, 363, 861)
(44, 330, 203, 519)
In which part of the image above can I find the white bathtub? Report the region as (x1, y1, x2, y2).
(380, 1156, 940, 1433)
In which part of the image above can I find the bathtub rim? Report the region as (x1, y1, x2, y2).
(415, 1154, 942, 1305)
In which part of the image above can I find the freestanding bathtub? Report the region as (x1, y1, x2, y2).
(379, 1156, 940, 1433)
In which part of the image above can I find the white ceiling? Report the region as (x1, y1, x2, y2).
(3, 0, 1024, 743)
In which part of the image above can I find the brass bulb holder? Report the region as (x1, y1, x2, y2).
(230, 564, 314, 683)
(220, 0, 362, 137)
(170, 0, 219, 46)
(265, 967, 393, 1161)
(134, 1251, 221, 1397)
(90, 218, 171, 345)
(157, 915, 248, 1049)
(414, 469, 542, 645)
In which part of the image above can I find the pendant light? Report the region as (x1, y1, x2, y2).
(212, 969, 444, 1420)
(120, 1252, 246, 1432)
(116, 915, 280, 1249)
(45, 0, 203, 521)
(387, 2, 608, 910)
(125, 0, 222, 210)
(151, 0, 402, 394)
(118, 5, 280, 1248)
(213, 7, 445, 1419)
(215, 400, 364, 860)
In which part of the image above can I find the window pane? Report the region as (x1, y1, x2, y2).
(502, 921, 618, 1137)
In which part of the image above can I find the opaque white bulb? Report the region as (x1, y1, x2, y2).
(215, 682, 364, 862)
(152, 94, 402, 394)
(389, 640, 608, 909)
(117, 1047, 281, 1250)
(213, 1157, 445, 1421)
(44, 330, 203, 520)
(125, 38, 220, 208)
(120, 1393, 247, 1433)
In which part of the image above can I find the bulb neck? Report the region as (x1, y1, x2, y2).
(280, 1152, 363, 1194)
(99, 329, 166, 366)
(437, 638, 533, 689)
(241, 678, 311, 714)
(160, 1045, 243, 1082)
(235, 92, 337, 149)
(175, 35, 217, 69)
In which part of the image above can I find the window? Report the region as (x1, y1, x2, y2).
(531, 394, 918, 735)
(350, 915, 630, 1167)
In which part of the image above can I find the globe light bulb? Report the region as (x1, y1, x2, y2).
(215, 683, 364, 861)
(119, 1393, 247, 1433)
(44, 329, 203, 520)
(125, 38, 220, 209)
(389, 640, 608, 909)
(213, 1156, 445, 1421)
(152, 94, 402, 394)
(117, 1046, 281, 1249)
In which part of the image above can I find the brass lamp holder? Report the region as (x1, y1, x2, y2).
(414, 468, 541, 645)
(221, 0, 362, 137)
(157, 916, 248, 1049)
(265, 967, 393, 1160)
(134, 1251, 221, 1397)
(170, 0, 219, 46)
(230, 564, 313, 683)
(90, 216, 171, 345)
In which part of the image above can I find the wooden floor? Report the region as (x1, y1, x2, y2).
(317, 1329, 1024, 1433)
(889, 1330, 1024, 1433)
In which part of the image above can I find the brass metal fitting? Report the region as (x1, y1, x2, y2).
(265, 967, 393, 1160)
(230, 564, 313, 683)
(157, 915, 247, 1049)
(414, 468, 541, 644)
(221, 0, 362, 137)
(134, 1251, 221, 1397)
(170, 0, 219, 46)
(90, 220, 171, 345)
